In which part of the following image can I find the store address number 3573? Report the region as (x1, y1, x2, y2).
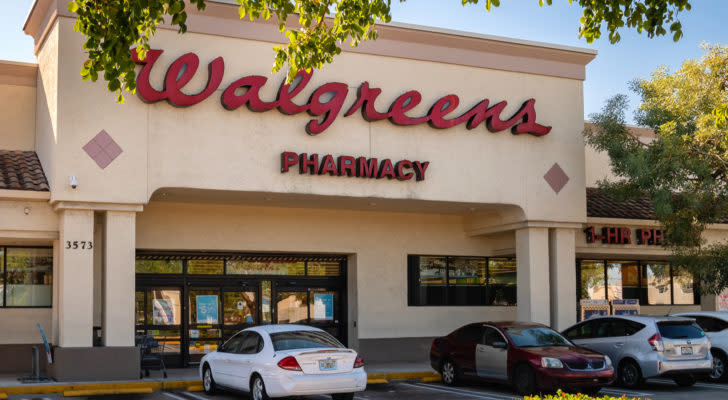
(65, 241, 93, 250)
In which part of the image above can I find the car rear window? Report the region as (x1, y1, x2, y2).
(657, 322, 705, 339)
(270, 330, 344, 351)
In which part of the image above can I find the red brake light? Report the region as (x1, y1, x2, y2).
(648, 333, 664, 352)
(354, 354, 365, 368)
(277, 356, 302, 371)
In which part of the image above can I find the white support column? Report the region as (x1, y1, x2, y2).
(549, 228, 576, 331)
(516, 227, 551, 325)
(103, 210, 136, 347)
(58, 209, 95, 347)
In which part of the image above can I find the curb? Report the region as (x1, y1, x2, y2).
(367, 371, 441, 384)
(0, 371, 441, 396)
(0, 380, 199, 396)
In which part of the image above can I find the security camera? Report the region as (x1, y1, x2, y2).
(69, 175, 78, 189)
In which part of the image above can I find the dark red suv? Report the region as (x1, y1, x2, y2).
(430, 321, 614, 395)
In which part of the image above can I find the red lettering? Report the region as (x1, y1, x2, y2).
(605, 227, 619, 244)
(277, 70, 312, 115)
(344, 82, 389, 121)
(584, 227, 596, 243)
(221, 75, 276, 111)
(428, 95, 460, 129)
(164, 53, 224, 107)
(299, 153, 319, 175)
(131, 48, 166, 102)
(378, 159, 396, 179)
(388, 91, 429, 125)
(653, 229, 664, 245)
(639, 229, 652, 245)
(357, 157, 378, 178)
(318, 154, 339, 176)
(281, 152, 299, 173)
(413, 161, 430, 181)
(338, 156, 356, 177)
(620, 227, 632, 244)
(136, 49, 552, 135)
(306, 82, 348, 135)
(395, 160, 414, 180)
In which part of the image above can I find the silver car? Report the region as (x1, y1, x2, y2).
(672, 311, 728, 381)
(562, 315, 712, 388)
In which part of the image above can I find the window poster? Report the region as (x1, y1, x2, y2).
(313, 293, 334, 321)
(153, 298, 177, 325)
(196, 295, 219, 324)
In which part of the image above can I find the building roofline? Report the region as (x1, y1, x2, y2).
(24, 0, 595, 80)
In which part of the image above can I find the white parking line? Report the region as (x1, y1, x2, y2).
(404, 382, 521, 400)
(651, 378, 728, 390)
(181, 392, 211, 400)
(163, 392, 191, 400)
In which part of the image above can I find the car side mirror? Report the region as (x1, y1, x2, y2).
(492, 341, 508, 349)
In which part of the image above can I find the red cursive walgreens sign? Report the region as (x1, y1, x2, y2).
(132, 49, 552, 136)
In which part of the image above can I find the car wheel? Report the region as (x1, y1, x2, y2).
(441, 359, 459, 386)
(674, 375, 696, 387)
(618, 360, 643, 389)
(331, 393, 355, 400)
(202, 365, 217, 395)
(251, 375, 270, 400)
(710, 350, 728, 382)
(512, 364, 537, 395)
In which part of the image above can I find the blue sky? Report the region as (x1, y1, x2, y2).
(2, 0, 726, 123)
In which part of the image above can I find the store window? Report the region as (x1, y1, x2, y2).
(408, 255, 516, 306)
(577, 259, 698, 306)
(1, 247, 53, 307)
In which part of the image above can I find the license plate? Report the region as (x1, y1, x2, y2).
(681, 346, 693, 355)
(319, 358, 337, 371)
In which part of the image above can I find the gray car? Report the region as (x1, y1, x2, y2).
(562, 315, 712, 388)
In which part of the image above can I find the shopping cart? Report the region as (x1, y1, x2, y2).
(136, 334, 168, 379)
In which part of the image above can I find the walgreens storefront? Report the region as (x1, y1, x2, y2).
(2, 0, 718, 382)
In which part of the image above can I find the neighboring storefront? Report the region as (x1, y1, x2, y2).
(0, 0, 724, 381)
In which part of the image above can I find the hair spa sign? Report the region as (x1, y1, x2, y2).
(131, 49, 552, 136)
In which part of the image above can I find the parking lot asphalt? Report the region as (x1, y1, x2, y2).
(7, 378, 728, 400)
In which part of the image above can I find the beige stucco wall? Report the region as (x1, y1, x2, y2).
(136, 201, 517, 339)
(35, 20, 59, 191)
(0, 83, 36, 151)
(0, 308, 52, 344)
(0, 196, 57, 343)
(47, 16, 587, 226)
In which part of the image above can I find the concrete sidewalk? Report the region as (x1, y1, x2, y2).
(0, 362, 440, 398)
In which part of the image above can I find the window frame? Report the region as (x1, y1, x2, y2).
(576, 259, 699, 311)
(1, 245, 54, 309)
(407, 254, 516, 307)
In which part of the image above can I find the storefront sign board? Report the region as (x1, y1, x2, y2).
(132, 49, 552, 136)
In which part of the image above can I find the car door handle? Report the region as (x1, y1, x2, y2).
(478, 348, 486, 352)
(614, 342, 624, 347)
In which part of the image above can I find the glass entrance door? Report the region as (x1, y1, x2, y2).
(135, 287, 184, 367)
(187, 288, 221, 364)
(186, 285, 259, 364)
(274, 284, 343, 342)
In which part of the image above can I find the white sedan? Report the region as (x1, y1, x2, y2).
(672, 311, 728, 382)
(199, 324, 367, 399)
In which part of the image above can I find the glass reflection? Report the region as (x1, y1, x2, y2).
(580, 260, 605, 300)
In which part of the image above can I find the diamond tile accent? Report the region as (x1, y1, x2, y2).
(83, 130, 123, 169)
(544, 163, 569, 194)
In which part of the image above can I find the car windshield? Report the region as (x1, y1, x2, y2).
(504, 326, 572, 348)
(270, 330, 344, 351)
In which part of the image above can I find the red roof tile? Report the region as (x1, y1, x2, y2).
(586, 187, 656, 220)
(0, 150, 49, 191)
